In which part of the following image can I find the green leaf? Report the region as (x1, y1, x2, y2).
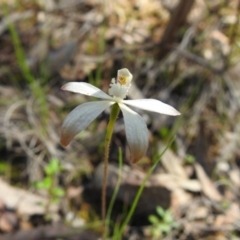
(34, 177, 52, 189)
(34, 181, 46, 189)
(163, 210, 173, 223)
(45, 158, 60, 175)
(153, 228, 161, 237)
(148, 215, 159, 224)
(156, 206, 165, 217)
(51, 187, 65, 197)
(185, 154, 195, 164)
(0, 162, 10, 173)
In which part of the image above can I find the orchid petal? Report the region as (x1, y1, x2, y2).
(61, 101, 114, 146)
(123, 99, 180, 116)
(119, 103, 148, 163)
(62, 82, 113, 100)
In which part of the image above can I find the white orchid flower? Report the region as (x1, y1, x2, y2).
(60, 68, 180, 163)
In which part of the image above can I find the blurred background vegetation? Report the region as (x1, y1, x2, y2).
(0, 0, 240, 239)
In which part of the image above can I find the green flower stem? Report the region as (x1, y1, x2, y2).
(102, 103, 120, 234)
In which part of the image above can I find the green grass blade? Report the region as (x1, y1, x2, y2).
(104, 148, 123, 239)
(115, 136, 176, 238)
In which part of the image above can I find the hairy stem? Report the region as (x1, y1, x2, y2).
(102, 103, 120, 236)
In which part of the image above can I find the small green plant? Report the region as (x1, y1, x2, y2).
(148, 206, 178, 238)
(34, 158, 65, 207)
(184, 154, 195, 164)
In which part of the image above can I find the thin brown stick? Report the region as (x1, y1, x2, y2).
(155, 0, 195, 61)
